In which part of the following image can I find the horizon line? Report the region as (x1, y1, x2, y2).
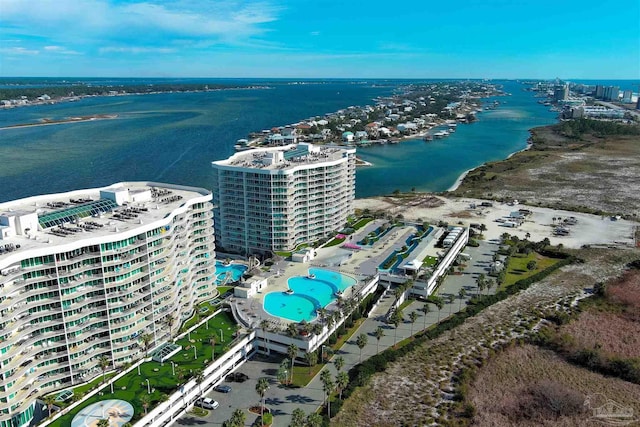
(1, 76, 639, 81)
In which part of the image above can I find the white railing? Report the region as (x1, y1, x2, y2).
(139, 331, 257, 427)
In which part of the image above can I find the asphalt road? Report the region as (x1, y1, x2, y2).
(175, 241, 497, 427)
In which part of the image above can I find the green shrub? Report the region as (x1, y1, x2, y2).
(262, 412, 273, 425)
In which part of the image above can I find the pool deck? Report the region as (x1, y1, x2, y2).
(231, 262, 364, 329)
(230, 222, 446, 328)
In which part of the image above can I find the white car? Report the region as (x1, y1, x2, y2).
(194, 397, 219, 410)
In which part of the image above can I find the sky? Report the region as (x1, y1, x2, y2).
(1, 0, 639, 79)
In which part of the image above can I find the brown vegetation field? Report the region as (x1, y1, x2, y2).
(468, 344, 640, 427)
(452, 123, 640, 216)
(332, 248, 638, 427)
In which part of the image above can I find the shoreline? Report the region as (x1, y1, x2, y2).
(0, 85, 271, 110)
(446, 139, 534, 192)
(0, 114, 119, 130)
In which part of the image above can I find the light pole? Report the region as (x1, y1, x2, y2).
(193, 346, 197, 360)
(219, 329, 223, 342)
(171, 361, 175, 376)
(146, 379, 150, 394)
(137, 364, 141, 376)
(206, 318, 209, 330)
(188, 331, 191, 341)
(110, 381, 114, 394)
(321, 345, 327, 362)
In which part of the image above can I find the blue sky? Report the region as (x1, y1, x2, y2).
(1, 0, 638, 78)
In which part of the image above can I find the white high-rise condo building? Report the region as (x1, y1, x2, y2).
(211, 143, 356, 255)
(0, 182, 215, 427)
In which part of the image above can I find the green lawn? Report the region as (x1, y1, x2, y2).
(501, 253, 561, 289)
(422, 256, 438, 267)
(324, 237, 346, 247)
(216, 286, 234, 295)
(51, 311, 238, 426)
(352, 217, 373, 230)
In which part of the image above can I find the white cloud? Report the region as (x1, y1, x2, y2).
(0, 0, 281, 43)
(43, 45, 81, 55)
(0, 47, 39, 55)
(99, 46, 177, 54)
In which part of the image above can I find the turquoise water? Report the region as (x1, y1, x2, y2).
(0, 80, 394, 202)
(355, 80, 559, 196)
(214, 261, 247, 285)
(5, 78, 627, 201)
(263, 268, 357, 322)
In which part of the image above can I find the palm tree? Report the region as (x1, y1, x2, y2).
(256, 377, 269, 426)
(327, 313, 335, 331)
(98, 356, 110, 384)
(486, 279, 495, 295)
(175, 367, 187, 407)
(409, 311, 418, 335)
(286, 323, 298, 337)
(320, 370, 334, 416)
(374, 326, 384, 353)
(230, 408, 246, 427)
(420, 303, 430, 329)
(140, 333, 153, 357)
(140, 394, 151, 415)
(356, 333, 368, 362)
(195, 369, 205, 398)
(476, 273, 486, 295)
(304, 351, 318, 374)
(389, 310, 402, 348)
(97, 419, 109, 427)
(306, 413, 323, 427)
(458, 288, 467, 310)
(317, 307, 328, 323)
(43, 395, 56, 418)
(165, 315, 176, 338)
(334, 355, 345, 372)
(209, 335, 216, 360)
(277, 360, 289, 385)
(435, 297, 444, 322)
(290, 408, 307, 427)
(312, 323, 323, 336)
(447, 294, 455, 315)
(287, 344, 298, 384)
(336, 371, 349, 400)
(260, 319, 270, 355)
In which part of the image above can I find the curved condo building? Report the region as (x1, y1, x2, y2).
(211, 143, 356, 255)
(0, 182, 215, 427)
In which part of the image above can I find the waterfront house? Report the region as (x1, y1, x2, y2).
(342, 131, 354, 142)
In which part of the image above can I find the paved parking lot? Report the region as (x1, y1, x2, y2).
(176, 241, 499, 426)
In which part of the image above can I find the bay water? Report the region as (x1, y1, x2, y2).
(2, 79, 628, 202)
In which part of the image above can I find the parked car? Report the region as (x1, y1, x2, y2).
(226, 372, 249, 383)
(214, 384, 232, 393)
(194, 398, 219, 410)
(234, 372, 249, 382)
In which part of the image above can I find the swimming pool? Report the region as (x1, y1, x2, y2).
(215, 261, 247, 285)
(263, 268, 357, 322)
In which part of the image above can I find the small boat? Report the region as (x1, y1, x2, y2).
(307, 274, 316, 279)
(433, 130, 449, 139)
(424, 134, 433, 141)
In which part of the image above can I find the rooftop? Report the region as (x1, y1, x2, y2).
(212, 143, 355, 171)
(0, 182, 211, 267)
